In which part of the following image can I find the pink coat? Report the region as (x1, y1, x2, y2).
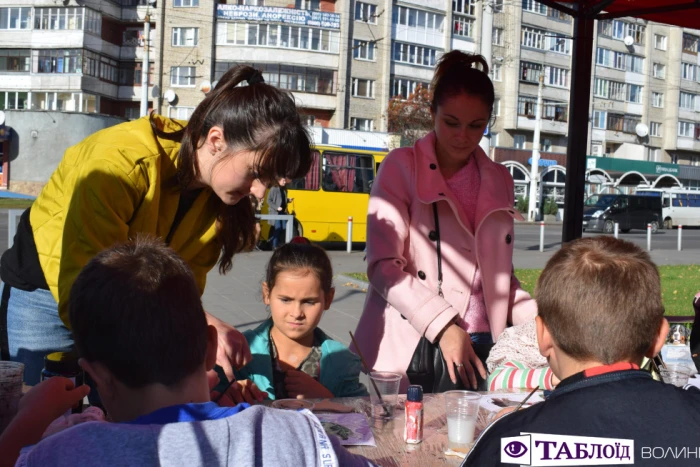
(352, 132, 538, 390)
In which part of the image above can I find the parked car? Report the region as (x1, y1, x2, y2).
(582, 194, 662, 233)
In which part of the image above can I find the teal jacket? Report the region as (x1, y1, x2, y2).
(233, 319, 368, 400)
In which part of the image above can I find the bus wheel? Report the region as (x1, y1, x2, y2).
(665, 218, 673, 230)
(650, 221, 659, 234)
(603, 220, 615, 234)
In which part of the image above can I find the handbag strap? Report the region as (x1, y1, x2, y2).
(432, 203, 443, 298)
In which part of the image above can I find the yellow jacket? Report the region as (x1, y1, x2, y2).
(30, 115, 221, 326)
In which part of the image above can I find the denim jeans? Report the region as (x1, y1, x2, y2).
(469, 332, 494, 345)
(271, 219, 287, 249)
(5, 285, 73, 385)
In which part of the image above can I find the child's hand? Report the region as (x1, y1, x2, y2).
(213, 379, 268, 406)
(18, 377, 90, 426)
(284, 370, 334, 399)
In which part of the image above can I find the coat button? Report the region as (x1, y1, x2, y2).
(418, 271, 426, 280)
(429, 163, 437, 170)
(428, 230, 438, 241)
(506, 234, 512, 244)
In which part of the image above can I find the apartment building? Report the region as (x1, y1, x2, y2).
(0, 1, 158, 119)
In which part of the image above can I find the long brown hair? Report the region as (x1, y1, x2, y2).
(430, 51, 495, 117)
(153, 65, 312, 274)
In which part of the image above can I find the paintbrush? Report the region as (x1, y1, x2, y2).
(514, 385, 540, 412)
(213, 376, 238, 404)
(349, 331, 391, 418)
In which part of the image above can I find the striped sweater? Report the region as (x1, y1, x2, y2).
(488, 361, 555, 391)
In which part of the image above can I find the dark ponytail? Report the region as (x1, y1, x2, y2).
(156, 65, 312, 274)
(431, 51, 494, 116)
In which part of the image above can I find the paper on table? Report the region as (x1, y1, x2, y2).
(479, 392, 545, 413)
(315, 413, 376, 446)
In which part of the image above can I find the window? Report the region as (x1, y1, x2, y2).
(678, 121, 695, 138)
(543, 101, 568, 122)
(125, 107, 140, 120)
(598, 20, 612, 37)
(522, 0, 547, 15)
(546, 66, 568, 88)
(355, 2, 377, 23)
(172, 27, 199, 46)
(492, 63, 502, 81)
(593, 110, 606, 129)
(0, 91, 29, 110)
(0, 7, 31, 29)
(216, 62, 335, 94)
(542, 139, 552, 152)
(322, 152, 375, 193)
(119, 62, 154, 86)
(170, 66, 196, 86)
(173, 0, 198, 6)
(168, 106, 195, 120)
(514, 135, 526, 149)
(627, 84, 642, 104)
(594, 78, 627, 101)
(648, 147, 660, 162)
(594, 78, 609, 98)
(494, 98, 501, 116)
(492, 28, 504, 46)
(520, 61, 542, 82)
(394, 6, 444, 31)
(693, 156, 700, 167)
(296, 0, 320, 10)
(654, 34, 667, 50)
(650, 122, 661, 137)
(392, 42, 438, 67)
(352, 78, 374, 98)
(595, 48, 643, 73)
(683, 33, 699, 54)
(453, 0, 477, 16)
(614, 21, 644, 44)
(652, 63, 665, 79)
(453, 16, 474, 38)
(548, 36, 571, 54)
(493, 0, 504, 13)
(608, 114, 640, 134)
(518, 96, 537, 117)
(491, 132, 499, 146)
(350, 118, 373, 131)
(224, 24, 339, 53)
(548, 7, 569, 21)
(0, 49, 30, 72)
(300, 114, 315, 126)
(652, 92, 663, 108)
(391, 77, 428, 99)
(610, 81, 625, 101)
(680, 92, 697, 110)
(522, 27, 546, 49)
(353, 40, 376, 60)
(627, 55, 644, 73)
(34, 8, 84, 30)
(35, 49, 82, 74)
(682, 62, 698, 81)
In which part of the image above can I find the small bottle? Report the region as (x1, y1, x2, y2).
(41, 351, 85, 414)
(404, 385, 424, 444)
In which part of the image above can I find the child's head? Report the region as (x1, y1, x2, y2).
(262, 241, 334, 343)
(69, 236, 216, 394)
(536, 236, 667, 368)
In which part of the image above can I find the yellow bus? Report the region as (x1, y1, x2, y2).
(262, 144, 388, 243)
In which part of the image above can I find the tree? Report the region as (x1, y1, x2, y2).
(385, 84, 433, 147)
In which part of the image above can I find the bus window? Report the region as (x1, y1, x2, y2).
(289, 151, 321, 191)
(322, 152, 375, 193)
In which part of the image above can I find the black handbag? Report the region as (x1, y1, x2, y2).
(405, 203, 493, 393)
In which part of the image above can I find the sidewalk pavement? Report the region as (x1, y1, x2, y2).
(205, 247, 700, 346)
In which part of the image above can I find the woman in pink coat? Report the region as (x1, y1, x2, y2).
(352, 51, 537, 391)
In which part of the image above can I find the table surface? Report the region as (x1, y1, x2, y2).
(317, 393, 502, 467)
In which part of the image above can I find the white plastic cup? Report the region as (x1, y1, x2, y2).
(0, 361, 24, 434)
(369, 371, 401, 420)
(444, 390, 482, 453)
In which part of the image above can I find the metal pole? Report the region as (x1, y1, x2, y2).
(539, 221, 545, 252)
(528, 74, 545, 222)
(678, 225, 683, 251)
(562, 7, 595, 243)
(140, 15, 151, 117)
(647, 223, 652, 251)
(285, 215, 293, 243)
(347, 216, 353, 253)
(614, 222, 618, 239)
(478, 0, 493, 156)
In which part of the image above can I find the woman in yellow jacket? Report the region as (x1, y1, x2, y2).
(0, 65, 312, 385)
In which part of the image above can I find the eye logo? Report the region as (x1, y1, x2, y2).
(504, 441, 528, 458)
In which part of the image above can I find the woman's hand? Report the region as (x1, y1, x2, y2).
(284, 370, 334, 399)
(438, 324, 487, 389)
(212, 379, 268, 406)
(205, 311, 252, 381)
(18, 377, 90, 425)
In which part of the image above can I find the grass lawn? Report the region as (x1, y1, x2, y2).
(0, 199, 33, 209)
(345, 266, 700, 317)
